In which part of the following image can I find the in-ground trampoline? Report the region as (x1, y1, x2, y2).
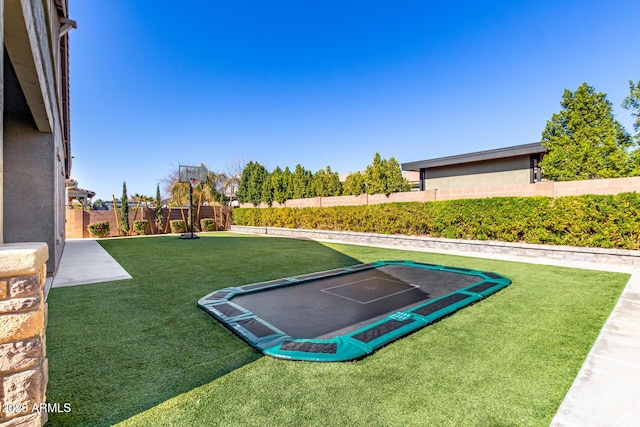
(198, 260, 511, 362)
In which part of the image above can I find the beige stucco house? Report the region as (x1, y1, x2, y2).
(2, 0, 75, 274)
(402, 143, 547, 191)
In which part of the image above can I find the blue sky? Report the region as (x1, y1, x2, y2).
(69, 0, 640, 200)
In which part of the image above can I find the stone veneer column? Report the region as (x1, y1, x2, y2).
(0, 243, 49, 426)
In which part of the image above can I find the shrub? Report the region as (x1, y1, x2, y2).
(88, 221, 110, 238)
(200, 218, 217, 232)
(169, 220, 186, 234)
(133, 220, 149, 235)
(232, 193, 640, 250)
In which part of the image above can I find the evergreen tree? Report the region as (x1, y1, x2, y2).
(121, 181, 129, 234)
(311, 166, 342, 196)
(271, 167, 288, 204)
(237, 161, 268, 206)
(248, 162, 268, 206)
(282, 166, 294, 200)
(364, 153, 387, 194)
(362, 153, 410, 195)
(312, 168, 329, 197)
(540, 82, 633, 180)
(292, 164, 304, 198)
(326, 166, 342, 196)
(304, 169, 315, 197)
(343, 171, 366, 195)
(292, 164, 314, 198)
(386, 157, 411, 193)
(235, 161, 251, 204)
(261, 173, 274, 206)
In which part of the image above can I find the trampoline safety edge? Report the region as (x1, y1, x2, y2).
(198, 260, 511, 362)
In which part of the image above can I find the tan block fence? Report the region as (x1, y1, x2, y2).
(66, 206, 231, 239)
(66, 177, 640, 238)
(0, 243, 49, 426)
(240, 176, 640, 208)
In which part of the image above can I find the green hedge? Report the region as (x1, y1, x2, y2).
(233, 193, 640, 250)
(200, 218, 217, 232)
(87, 221, 110, 238)
(133, 220, 149, 235)
(170, 220, 186, 234)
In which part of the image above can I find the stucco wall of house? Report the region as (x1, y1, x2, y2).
(1, 0, 69, 275)
(0, 0, 4, 244)
(424, 156, 531, 190)
(3, 52, 64, 274)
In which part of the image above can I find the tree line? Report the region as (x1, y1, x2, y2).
(236, 153, 411, 206)
(98, 79, 640, 214)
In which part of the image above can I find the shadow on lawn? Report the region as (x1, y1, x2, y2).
(45, 234, 360, 427)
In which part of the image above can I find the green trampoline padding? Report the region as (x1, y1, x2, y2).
(198, 260, 511, 362)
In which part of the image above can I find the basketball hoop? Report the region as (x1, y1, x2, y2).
(178, 165, 206, 240)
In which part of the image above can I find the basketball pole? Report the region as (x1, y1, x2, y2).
(189, 183, 194, 238)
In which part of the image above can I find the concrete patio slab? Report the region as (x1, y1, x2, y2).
(49, 239, 131, 293)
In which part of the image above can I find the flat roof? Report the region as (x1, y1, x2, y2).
(402, 142, 546, 171)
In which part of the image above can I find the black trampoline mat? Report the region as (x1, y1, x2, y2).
(231, 265, 480, 339)
(321, 277, 417, 304)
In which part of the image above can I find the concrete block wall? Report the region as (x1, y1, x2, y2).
(239, 177, 640, 209)
(0, 243, 49, 426)
(284, 197, 320, 208)
(436, 181, 555, 200)
(554, 176, 640, 197)
(320, 194, 368, 207)
(368, 190, 436, 204)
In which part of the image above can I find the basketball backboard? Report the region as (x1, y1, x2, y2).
(178, 165, 206, 183)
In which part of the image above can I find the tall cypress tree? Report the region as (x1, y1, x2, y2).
(271, 167, 287, 204)
(282, 166, 293, 201)
(121, 181, 129, 234)
(261, 172, 274, 206)
(154, 184, 162, 234)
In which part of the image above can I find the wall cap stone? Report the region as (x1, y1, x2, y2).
(0, 244, 49, 277)
(230, 225, 640, 266)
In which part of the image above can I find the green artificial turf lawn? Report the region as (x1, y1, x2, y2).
(45, 233, 629, 426)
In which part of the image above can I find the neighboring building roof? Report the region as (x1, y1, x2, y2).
(402, 142, 546, 171)
(66, 179, 95, 199)
(67, 187, 96, 199)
